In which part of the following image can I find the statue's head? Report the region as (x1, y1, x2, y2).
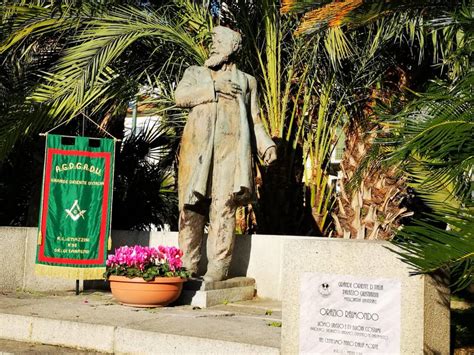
(205, 26, 242, 68)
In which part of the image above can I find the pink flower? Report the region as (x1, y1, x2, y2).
(164, 246, 183, 271)
(106, 245, 185, 275)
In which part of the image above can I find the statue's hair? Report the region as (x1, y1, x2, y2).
(212, 26, 242, 52)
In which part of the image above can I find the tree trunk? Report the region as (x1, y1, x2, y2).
(332, 121, 412, 240)
(333, 67, 413, 240)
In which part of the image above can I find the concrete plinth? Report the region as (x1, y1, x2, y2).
(280, 238, 450, 355)
(179, 277, 255, 308)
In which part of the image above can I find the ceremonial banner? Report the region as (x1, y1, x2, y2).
(36, 134, 115, 279)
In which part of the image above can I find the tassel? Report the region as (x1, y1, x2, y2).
(35, 265, 105, 280)
(108, 235, 112, 251)
(37, 230, 42, 245)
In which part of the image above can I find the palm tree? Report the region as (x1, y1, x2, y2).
(383, 69, 473, 290)
(281, 0, 468, 239)
(281, 0, 473, 288)
(113, 121, 180, 231)
(0, 0, 211, 229)
(2, 0, 469, 241)
(222, 1, 395, 235)
(0, 1, 211, 157)
(1, 0, 339, 235)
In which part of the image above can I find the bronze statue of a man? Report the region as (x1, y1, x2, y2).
(175, 26, 276, 282)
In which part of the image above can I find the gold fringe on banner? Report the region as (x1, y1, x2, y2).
(35, 264, 105, 280)
(37, 231, 42, 245)
(108, 235, 112, 251)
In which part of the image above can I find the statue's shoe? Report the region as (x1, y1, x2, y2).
(203, 269, 226, 282)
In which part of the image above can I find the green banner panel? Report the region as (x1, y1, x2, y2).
(36, 134, 115, 279)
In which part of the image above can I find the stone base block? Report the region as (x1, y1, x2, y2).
(280, 238, 450, 354)
(178, 277, 255, 308)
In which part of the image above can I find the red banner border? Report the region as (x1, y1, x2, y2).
(38, 149, 111, 265)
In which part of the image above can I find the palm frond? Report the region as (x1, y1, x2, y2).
(283, 1, 468, 73)
(378, 60, 474, 289)
(30, 5, 208, 105)
(392, 210, 474, 291)
(113, 120, 179, 231)
(383, 71, 474, 203)
(293, 0, 363, 35)
(0, 1, 212, 158)
(283, 0, 458, 32)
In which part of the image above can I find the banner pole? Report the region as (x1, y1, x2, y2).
(76, 280, 80, 295)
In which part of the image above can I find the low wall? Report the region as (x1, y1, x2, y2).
(0, 227, 289, 299)
(0, 227, 75, 292)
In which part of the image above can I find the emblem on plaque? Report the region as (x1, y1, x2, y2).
(318, 282, 331, 297)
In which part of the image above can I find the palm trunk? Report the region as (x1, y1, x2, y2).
(333, 68, 413, 240)
(332, 121, 412, 240)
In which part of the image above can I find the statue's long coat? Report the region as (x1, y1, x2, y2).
(175, 64, 275, 210)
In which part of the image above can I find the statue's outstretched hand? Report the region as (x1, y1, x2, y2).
(214, 77, 241, 99)
(263, 146, 277, 166)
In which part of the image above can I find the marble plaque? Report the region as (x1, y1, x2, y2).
(300, 273, 401, 354)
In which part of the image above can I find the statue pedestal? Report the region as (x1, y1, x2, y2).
(178, 277, 255, 308)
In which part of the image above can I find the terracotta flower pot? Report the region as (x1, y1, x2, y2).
(109, 275, 186, 307)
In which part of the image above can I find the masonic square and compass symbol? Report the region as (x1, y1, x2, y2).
(65, 200, 87, 221)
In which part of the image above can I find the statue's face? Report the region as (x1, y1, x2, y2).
(210, 30, 236, 59)
(205, 27, 240, 68)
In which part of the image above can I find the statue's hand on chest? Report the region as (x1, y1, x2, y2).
(213, 70, 242, 100)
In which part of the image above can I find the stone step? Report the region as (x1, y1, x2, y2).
(179, 277, 256, 308)
(0, 291, 281, 354)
